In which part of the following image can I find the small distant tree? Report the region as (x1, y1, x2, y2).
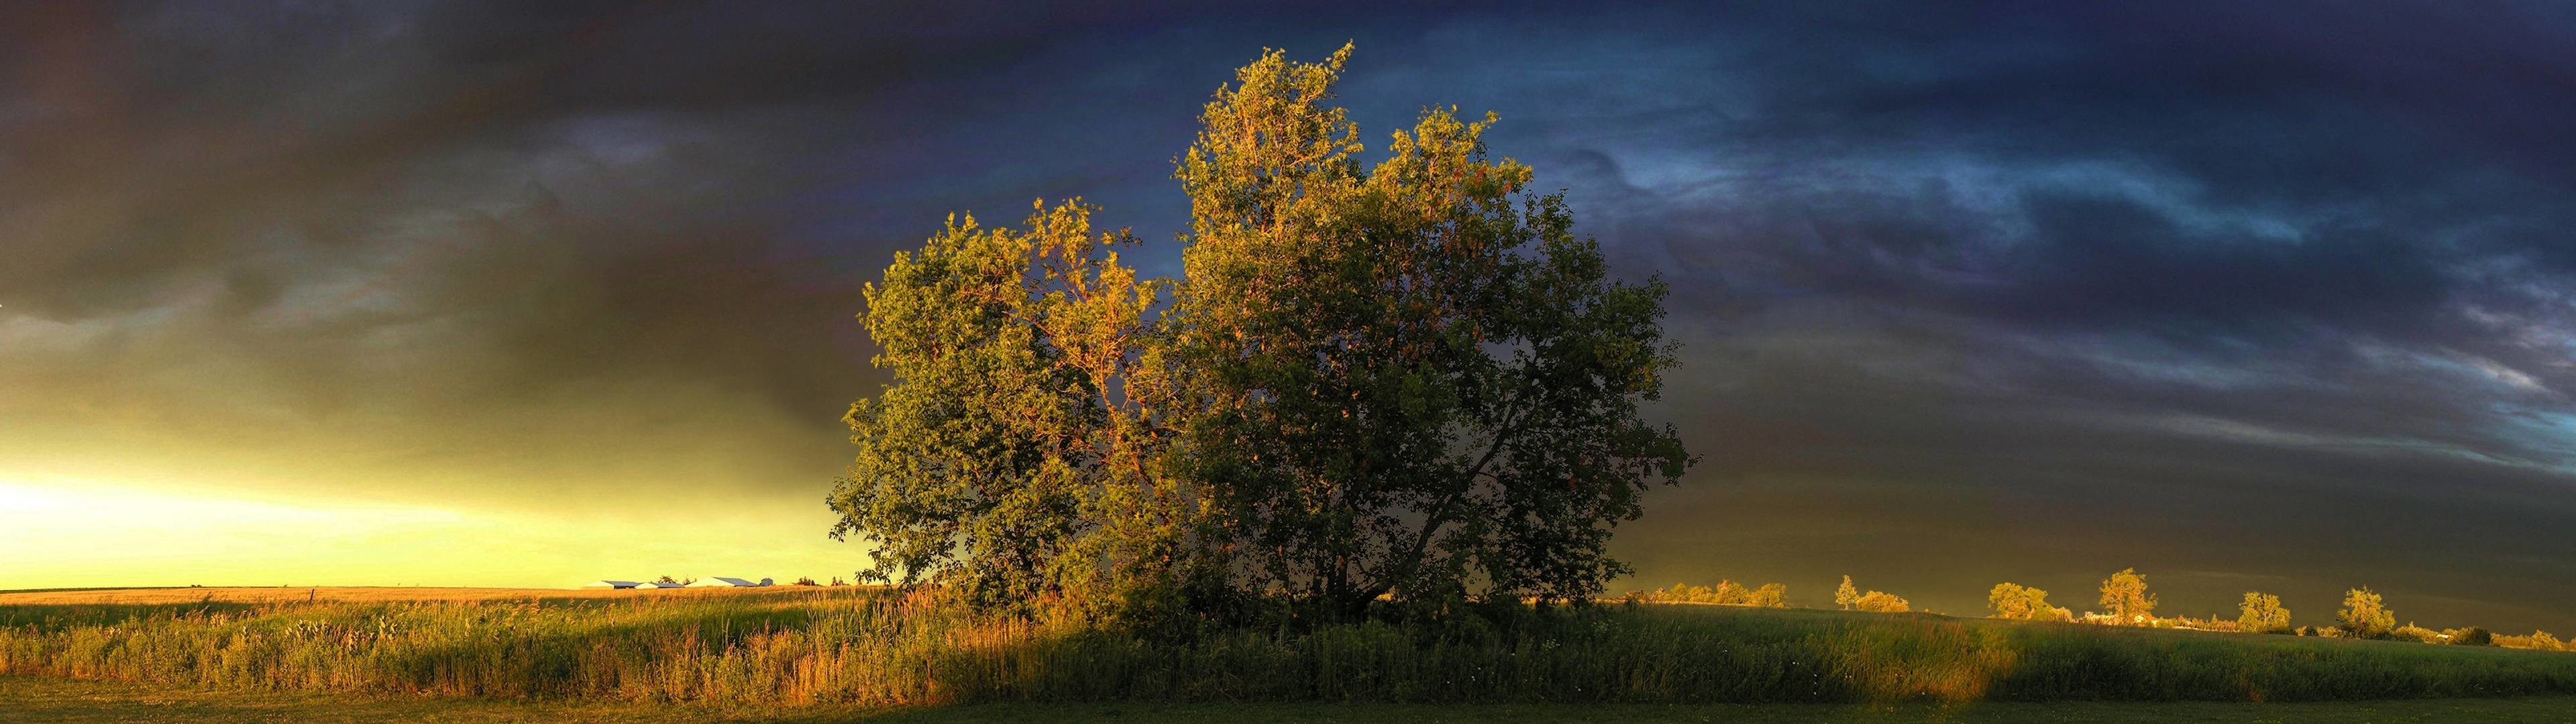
(2391, 622, 2438, 644)
(1747, 583, 1788, 608)
(2237, 591, 2292, 634)
(2337, 587, 2396, 640)
(793, 577, 820, 587)
(1835, 575, 1860, 610)
(654, 575, 696, 586)
(1988, 583, 2060, 621)
(2097, 568, 2157, 625)
(830, 577, 849, 587)
(1854, 590, 1911, 613)
(1712, 580, 1750, 605)
(2449, 626, 2493, 646)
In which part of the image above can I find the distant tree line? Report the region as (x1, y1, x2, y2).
(1628, 566, 2571, 654)
(1967, 568, 2567, 651)
(1626, 580, 1788, 607)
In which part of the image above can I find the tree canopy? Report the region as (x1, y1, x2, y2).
(829, 44, 1691, 621)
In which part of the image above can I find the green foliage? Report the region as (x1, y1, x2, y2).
(2449, 626, 2494, 646)
(2237, 592, 2292, 635)
(2337, 587, 2396, 640)
(1165, 45, 1692, 614)
(830, 44, 1692, 619)
(2096, 568, 2157, 625)
(11, 596, 2575, 705)
(828, 200, 1181, 614)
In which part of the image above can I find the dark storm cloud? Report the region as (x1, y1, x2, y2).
(4, 1, 2573, 628)
(1515, 1, 2576, 629)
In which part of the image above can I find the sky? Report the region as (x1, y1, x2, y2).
(3, 1, 2573, 631)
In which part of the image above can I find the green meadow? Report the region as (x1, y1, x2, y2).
(5, 587, 2573, 711)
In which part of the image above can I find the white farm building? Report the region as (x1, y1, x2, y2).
(688, 577, 775, 587)
(586, 581, 642, 589)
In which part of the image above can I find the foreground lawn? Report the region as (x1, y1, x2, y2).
(5, 588, 2573, 705)
(7, 676, 2574, 723)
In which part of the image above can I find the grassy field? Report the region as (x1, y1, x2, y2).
(0, 586, 812, 605)
(9, 675, 2575, 723)
(3, 587, 2573, 710)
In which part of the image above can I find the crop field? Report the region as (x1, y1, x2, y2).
(5, 586, 2574, 715)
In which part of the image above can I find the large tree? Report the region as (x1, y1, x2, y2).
(2097, 568, 2157, 625)
(828, 201, 1185, 610)
(2237, 591, 2292, 634)
(2339, 587, 2396, 639)
(829, 45, 1692, 619)
(1988, 582, 2064, 621)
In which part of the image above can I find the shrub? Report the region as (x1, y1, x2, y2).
(1853, 591, 1910, 613)
(2500, 631, 2567, 652)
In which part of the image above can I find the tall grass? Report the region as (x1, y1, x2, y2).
(5, 589, 2573, 705)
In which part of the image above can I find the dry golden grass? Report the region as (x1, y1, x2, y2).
(0, 586, 844, 605)
(5, 590, 2574, 705)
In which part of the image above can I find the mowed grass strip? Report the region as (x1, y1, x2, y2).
(3, 589, 2573, 705)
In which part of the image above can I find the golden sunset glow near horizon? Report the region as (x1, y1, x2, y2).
(0, 475, 857, 590)
(0, 387, 865, 589)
